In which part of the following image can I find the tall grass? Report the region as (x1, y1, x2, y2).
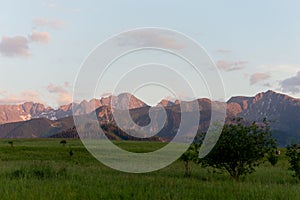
(0, 139, 299, 200)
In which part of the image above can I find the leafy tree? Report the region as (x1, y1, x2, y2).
(201, 118, 276, 181)
(286, 144, 300, 180)
(180, 143, 199, 177)
(180, 133, 204, 177)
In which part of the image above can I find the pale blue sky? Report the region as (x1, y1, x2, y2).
(0, 1, 300, 107)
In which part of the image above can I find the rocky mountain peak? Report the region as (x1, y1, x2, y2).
(156, 99, 175, 107)
(109, 93, 148, 110)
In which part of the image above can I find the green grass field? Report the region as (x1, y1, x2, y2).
(0, 139, 299, 200)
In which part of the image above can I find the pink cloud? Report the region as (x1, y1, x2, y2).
(0, 90, 42, 105)
(47, 83, 72, 105)
(250, 73, 271, 85)
(0, 31, 51, 57)
(29, 31, 51, 43)
(57, 93, 72, 105)
(118, 30, 186, 50)
(33, 18, 65, 29)
(216, 60, 248, 71)
(0, 36, 30, 57)
(20, 90, 43, 103)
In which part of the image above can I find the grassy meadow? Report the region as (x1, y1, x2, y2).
(0, 139, 299, 200)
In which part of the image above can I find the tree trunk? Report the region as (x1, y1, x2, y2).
(184, 161, 190, 177)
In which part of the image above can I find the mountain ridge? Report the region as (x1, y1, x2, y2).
(1, 90, 300, 146)
(0, 93, 148, 124)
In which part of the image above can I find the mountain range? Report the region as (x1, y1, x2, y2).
(0, 93, 146, 124)
(0, 90, 299, 146)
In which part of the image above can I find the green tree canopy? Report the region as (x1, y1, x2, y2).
(201, 118, 276, 181)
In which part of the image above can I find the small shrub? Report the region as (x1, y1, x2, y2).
(8, 141, 13, 147)
(32, 165, 55, 179)
(267, 151, 279, 166)
(69, 149, 74, 157)
(60, 140, 67, 146)
(8, 164, 67, 180)
(10, 168, 27, 179)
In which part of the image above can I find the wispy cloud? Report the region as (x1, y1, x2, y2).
(45, 2, 80, 13)
(250, 72, 271, 85)
(279, 71, 300, 94)
(0, 90, 42, 104)
(47, 82, 72, 105)
(263, 83, 272, 87)
(216, 60, 248, 71)
(33, 18, 65, 30)
(216, 49, 232, 54)
(117, 30, 186, 50)
(0, 83, 72, 106)
(47, 3, 57, 9)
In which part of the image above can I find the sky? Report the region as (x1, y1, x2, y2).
(0, 0, 300, 107)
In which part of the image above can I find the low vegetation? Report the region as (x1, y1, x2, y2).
(0, 138, 299, 199)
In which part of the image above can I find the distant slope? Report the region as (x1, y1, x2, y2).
(49, 124, 162, 141)
(0, 117, 74, 138)
(227, 90, 300, 146)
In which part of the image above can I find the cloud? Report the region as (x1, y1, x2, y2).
(45, 3, 80, 13)
(0, 83, 72, 106)
(0, 90, 42, 104)
(47, 3, 57, 9)
(216, 49, 232, 54)
(57, 93, 72, 105)
(101, 92, 112, 97)
(0, 36, 30, 57)
(117, 30, 186, 50)
(33, 18, 65, 29)
(263, 83, 272, 87)
(279, 71, 300, 94)
(20, 90, 43, 103)
(250, 73, 271, 85)
(216, 60, 248, 71)
(0, 97, 23, 105)
(29, 31, 50, 43)
(47, 82, 72, 105)
(0, 31, 51, 57)
(260, 64, 300, 74)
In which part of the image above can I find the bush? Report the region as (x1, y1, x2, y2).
(267, 150, 279, 166)
(286, 144, 300, 180)
(8, 164, 67, 180)
(60, 140, 67, 146)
